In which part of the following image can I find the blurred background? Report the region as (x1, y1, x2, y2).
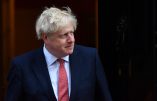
(0, 0, 156, 101)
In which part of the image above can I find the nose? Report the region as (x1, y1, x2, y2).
(67, 33, 75, 42)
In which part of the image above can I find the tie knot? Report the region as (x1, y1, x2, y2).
(58, 59, 64, 64)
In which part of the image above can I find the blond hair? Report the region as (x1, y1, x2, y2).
(35, 7, 77, 39)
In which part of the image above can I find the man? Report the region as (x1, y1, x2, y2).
(5, 7, 112, 101)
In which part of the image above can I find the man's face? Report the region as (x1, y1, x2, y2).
(43, 23, 75, 58)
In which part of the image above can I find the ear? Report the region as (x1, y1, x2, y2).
(41, 33, 48, 42)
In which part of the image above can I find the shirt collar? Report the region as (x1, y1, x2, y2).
(43, 45, 69, 66)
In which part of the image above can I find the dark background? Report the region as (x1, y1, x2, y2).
(99, 0, 155, 101)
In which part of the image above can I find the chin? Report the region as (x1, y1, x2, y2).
(67, 50, 74, 55)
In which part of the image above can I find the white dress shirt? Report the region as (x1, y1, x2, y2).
(43, 45, 71, 100)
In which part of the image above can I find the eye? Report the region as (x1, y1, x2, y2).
(64, 33, 69, 36)
(69, 31, 74, 35)
(58, 33, 68, 39)
(60, 33, 68, 38)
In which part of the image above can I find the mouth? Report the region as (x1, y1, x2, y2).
(66, 46, 73, 49)
(65, 44, 74, 49)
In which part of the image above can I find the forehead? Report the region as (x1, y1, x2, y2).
(47, 24, 74, 38)
(57, 23, 74, 34)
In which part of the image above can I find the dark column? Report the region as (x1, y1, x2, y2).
(99, 0, 155, 101)
(0, 0, 3, 100)
(99, 0, 129, 101)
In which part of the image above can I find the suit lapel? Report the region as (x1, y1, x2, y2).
(32, 48, 57, 101)
(69, 45, 83, 101)
(31, 46, 83, 101)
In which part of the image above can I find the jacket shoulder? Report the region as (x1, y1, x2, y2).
(74, 45, 97, 57)
(12, 48, 43, 64)
(75, 44, 97, 51)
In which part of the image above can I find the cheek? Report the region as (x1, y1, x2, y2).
(47, 39, 67, 48)
(73, 36, 75, 41)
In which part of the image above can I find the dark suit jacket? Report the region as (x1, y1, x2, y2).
(5, 45, 112, 101)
